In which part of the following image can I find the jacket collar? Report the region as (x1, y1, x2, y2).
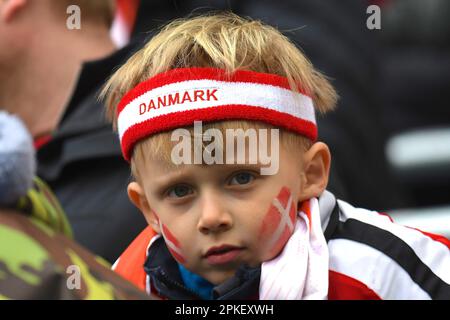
(319, 190, 340, 242)
(144, 237, 260, 300)
(143, 192, 340, 300)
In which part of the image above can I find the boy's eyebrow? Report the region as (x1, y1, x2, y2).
(206, 163, 263, 171)
(151, 162, 265, 185)
(150, 165, 192, 186)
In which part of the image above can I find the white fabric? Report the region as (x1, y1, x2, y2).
(328, 238, 431, 300)
(117, 79, 316, 139)
(337, 199, 450, 285)
(259, 198, 329, 300)
(111, 258, 120, 271)
(109, 4, 131, 49)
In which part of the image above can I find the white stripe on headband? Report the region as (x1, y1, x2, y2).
(118, 79, 315, 139)
(116, 68, 317, 161)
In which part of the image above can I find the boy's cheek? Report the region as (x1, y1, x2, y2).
(258, 186, 297, 260)
(160, 222, 187, 264)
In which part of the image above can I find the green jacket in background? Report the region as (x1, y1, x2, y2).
(0, 178, 151, 300)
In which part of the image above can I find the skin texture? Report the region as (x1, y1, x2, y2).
(0, 0, 115, 138)
(128, 137, 331, 285)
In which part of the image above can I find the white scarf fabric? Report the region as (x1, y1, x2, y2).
(259, 197, 329, 300)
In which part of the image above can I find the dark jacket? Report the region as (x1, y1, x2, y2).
(36, 43, 147, 263)
(145, 237, 261, 300)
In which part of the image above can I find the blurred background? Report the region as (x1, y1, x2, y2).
(111, 0, 450, 236)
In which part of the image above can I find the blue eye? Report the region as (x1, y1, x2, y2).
(229, 172, 254, 185)
(168, 185, 193, 198)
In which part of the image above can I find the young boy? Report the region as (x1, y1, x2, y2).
(101, 13, 450, 300)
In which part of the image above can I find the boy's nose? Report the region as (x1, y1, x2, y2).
(197, 193, 233, 234)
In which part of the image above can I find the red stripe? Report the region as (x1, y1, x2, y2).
(161, 224, 186, 263)
(162, 224, 181, 248)
(34, 135, 52, 150)
(117, 67, 311, 115)
(406, 227, 450, 250)
(377, 212, 394, 223)
(299, 199, 312, 229)
(116, 0, 139, 32)
(328, 270, 382, 300)
(121, 105, 318, 161)
(372, 213, 449, 249)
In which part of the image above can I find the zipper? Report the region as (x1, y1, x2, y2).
(156, 268, 204, 300)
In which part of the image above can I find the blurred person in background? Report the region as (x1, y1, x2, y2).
(0, 111, 150, 299)
(0, 0, 147, 263)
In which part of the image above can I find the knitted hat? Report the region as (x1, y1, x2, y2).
(117, 67, 317, 162)
(0, 111, 36, 205)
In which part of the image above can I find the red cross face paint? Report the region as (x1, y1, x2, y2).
(160, 223, 186, 264)
(258, 186, 297, 260)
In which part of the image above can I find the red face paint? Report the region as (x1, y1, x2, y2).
(161, 223, 186, 264)
(258, 186, 296, 259)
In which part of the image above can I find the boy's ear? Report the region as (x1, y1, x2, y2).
(298, 142, 331, 201)
(1, 0, 27, 22)
(127, 182, 161, 234)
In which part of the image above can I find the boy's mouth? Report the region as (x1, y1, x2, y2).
(203, 244, 244, 265)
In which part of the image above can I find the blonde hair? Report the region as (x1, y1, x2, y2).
(100, 13, 338, 180)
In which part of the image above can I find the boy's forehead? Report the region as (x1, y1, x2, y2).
(134, 121, 304, 179)
(144, 154, 268, 174)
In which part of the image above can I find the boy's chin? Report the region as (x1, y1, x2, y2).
(203, 269, 238, 286)
(203, 260, 260, 285)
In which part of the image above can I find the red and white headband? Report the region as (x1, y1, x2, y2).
(117, 67, 317, 161)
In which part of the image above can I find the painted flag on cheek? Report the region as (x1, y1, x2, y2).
(259, 187, 297, 259)
(161, 223, 186, 264)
